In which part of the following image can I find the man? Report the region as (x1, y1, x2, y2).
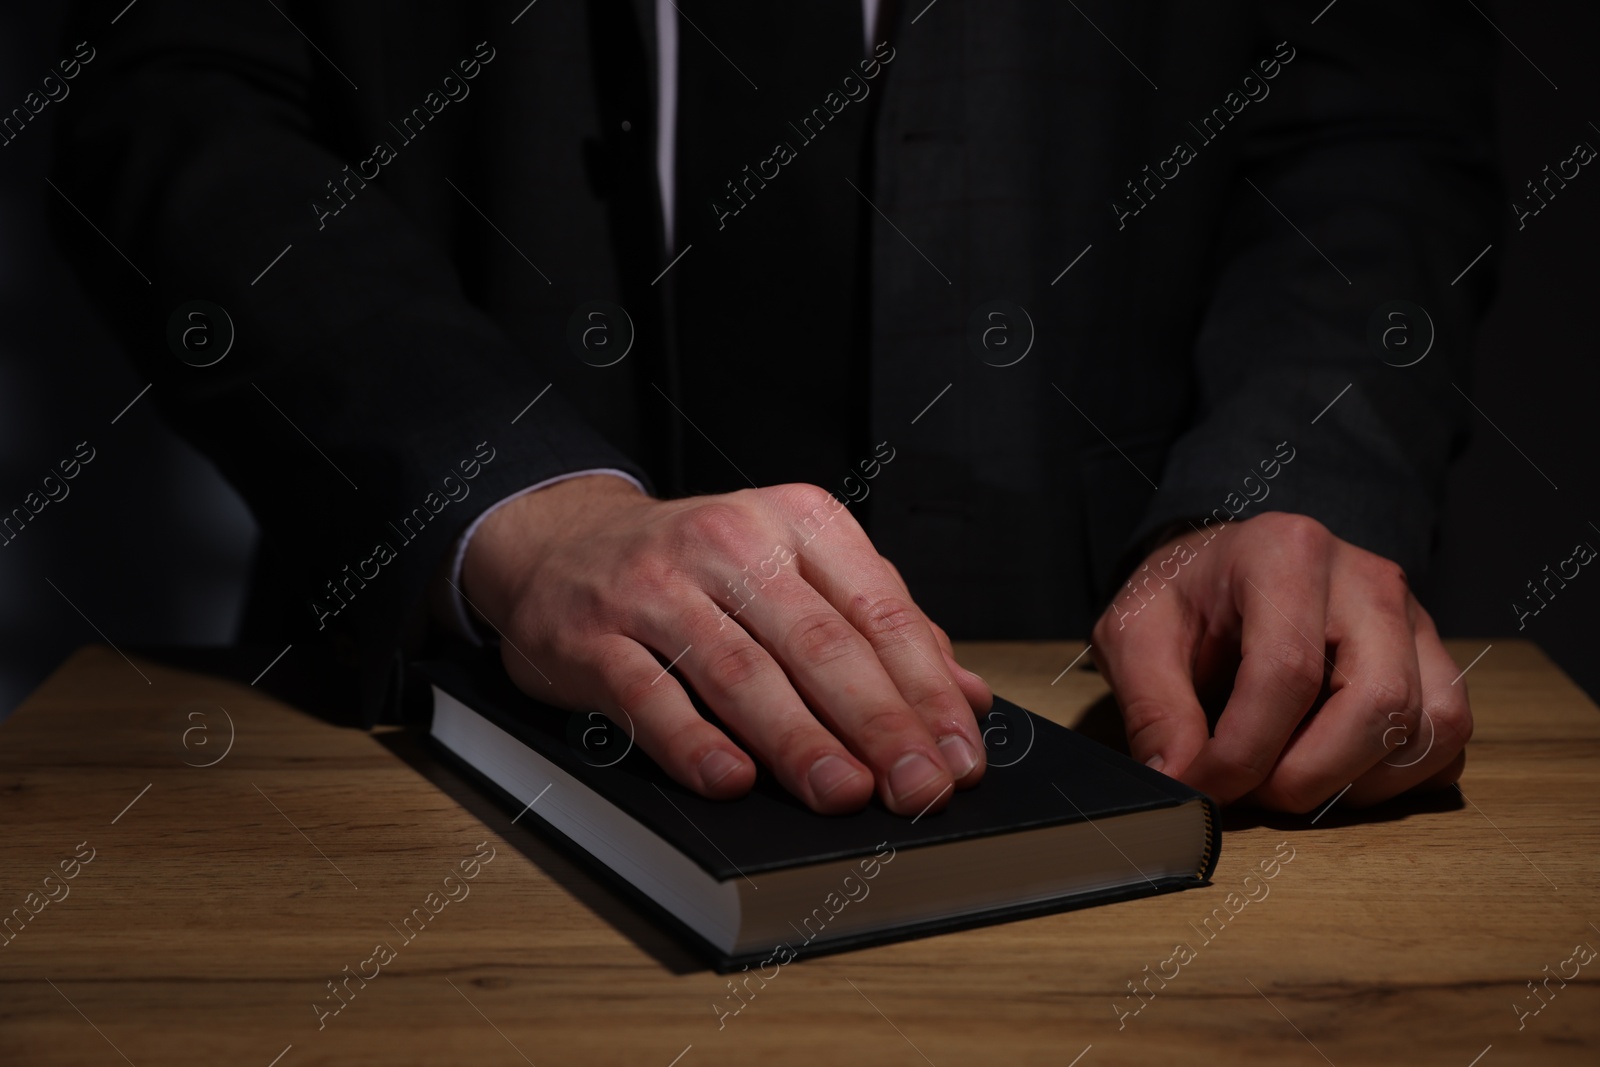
(52, 0, 1498, 818)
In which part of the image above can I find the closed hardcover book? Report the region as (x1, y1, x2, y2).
(416, 651, 1220, 971)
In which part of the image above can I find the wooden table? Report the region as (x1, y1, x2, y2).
(1, 640, 1596, 1066)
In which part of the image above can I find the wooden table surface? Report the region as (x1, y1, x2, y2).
(1, 640, 1596, 1066)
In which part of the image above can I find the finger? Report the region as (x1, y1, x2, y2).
(576, 635, 760, 800)
(1342, 601, 1473, 806)
(788, 522, 985, 795)
(879, 556, 993, 712)
(728, 569, 962, 816)
(1245, 557, 1423, 812)
(1182, 522, 1332, 803)
(634, 599, 877, 814)
(1090, 579, 1209, 780)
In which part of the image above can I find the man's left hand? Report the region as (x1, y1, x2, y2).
(1091, 512, 1471, 812)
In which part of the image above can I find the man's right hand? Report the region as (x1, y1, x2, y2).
(458, 475, 992, 816)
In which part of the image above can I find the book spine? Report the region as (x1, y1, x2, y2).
(1194, 797, 1222, 882)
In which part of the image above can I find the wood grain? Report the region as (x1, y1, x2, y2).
(0, 640, 1596, 1066)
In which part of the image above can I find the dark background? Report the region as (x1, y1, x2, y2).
(1, 2, 1595, 720)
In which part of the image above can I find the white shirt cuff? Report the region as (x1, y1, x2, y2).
(445, 468, 647, 643)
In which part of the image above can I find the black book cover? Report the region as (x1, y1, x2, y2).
(414, 649, 1220, 970)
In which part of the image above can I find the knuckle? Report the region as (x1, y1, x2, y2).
(1118, 695, 1171, 737)
(1363, 675, 1416, 723)
(852, 704, 918, 751)
(610, 667, 665, 714)
(701, 640, 769, 694)
(1259, 639, 1326, 697)
(1256, 512, 1331, 556)
(779, 482, 837, 514)
(1426, 692, 1474, 754)
(777, 483, 856, 540)
(1362, 557, 1412, 605)
(1091, 607, 1128, 646)
(677, 502, 753, 556)
(1209, 742, 1276, 790)
(912, 688, 973, 733)
(856, 595, 923, 644)
(787, 611, 863, 668)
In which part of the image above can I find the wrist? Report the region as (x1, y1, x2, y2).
(460, 474, 650, 631)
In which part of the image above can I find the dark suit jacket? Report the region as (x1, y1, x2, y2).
(51, 0, 1500, 724)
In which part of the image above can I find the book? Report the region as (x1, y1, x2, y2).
(416, 650, 1220, 971)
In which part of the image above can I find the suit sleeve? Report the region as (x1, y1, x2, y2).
(1117, 0, 1502, 599)
(50, 0, 648, 723)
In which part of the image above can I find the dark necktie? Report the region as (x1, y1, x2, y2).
(671, 0, 873, 497)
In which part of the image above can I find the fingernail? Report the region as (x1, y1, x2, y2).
(807, 754, 861, 800)
(888, 752, 944, 806)
(937, 734, 979, 778)
(699, 749, 744, 790)
(1145, 754, 1165, 773)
